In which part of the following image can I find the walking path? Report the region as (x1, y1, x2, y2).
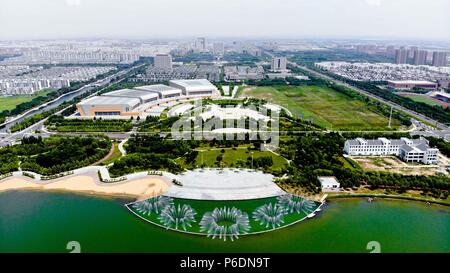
(0, 167, 170, 199)
(0, 167, 285, 201)
(118, 138, 128, 156)
(91, 143, 116, 166)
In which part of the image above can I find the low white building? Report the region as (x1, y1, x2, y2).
(169, 79, 218, 96)
(134, 84, 181, 99)
(105, 89, 159, 104)
(318, 176, 340, 192)
(344, 137, 438, 165)
(198, 104, 271, 122)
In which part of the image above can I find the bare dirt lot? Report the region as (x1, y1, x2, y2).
(350, 155, 448, 176)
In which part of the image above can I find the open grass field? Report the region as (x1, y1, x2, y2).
(0, 89, 53, 112)
(396, 93, 448, 107)
(127, 196, 320, 236)
(194, 147, 288, 171)
(239, 86, 402, 130)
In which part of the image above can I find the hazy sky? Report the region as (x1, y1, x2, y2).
(1, 0, 449, 40)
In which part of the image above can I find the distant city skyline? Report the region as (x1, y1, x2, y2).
(1, 0, 449, 41)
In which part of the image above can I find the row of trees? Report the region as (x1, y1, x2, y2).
(46, 115, 133, 132)
(139, 116, 179, 132)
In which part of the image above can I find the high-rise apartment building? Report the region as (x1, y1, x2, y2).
(413, 50, 428, 65)
(432, 51, 448, 67)
(385, 45, 396, 58)
(409, 46, 418, 59)
(196, 37, 207, 51)
(271, 56, 287, 71)
(154, 54, 173, 71)
(213, 42, 224, 55)
(395, 47, 408, 64)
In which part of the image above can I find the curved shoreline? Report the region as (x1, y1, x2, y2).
(0, 174, 171, 200)
(1, 167, 448, 206)
(327, 193, 450, 207)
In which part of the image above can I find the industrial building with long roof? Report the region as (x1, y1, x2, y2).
(134, 84, 181, 99)
(169, 79, 217, 96)
(77, 96, 141, 117)
(76, 79, 218, 117)
(105, 88, 159, 103)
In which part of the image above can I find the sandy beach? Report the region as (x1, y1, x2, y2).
(0, 174, 170, 199)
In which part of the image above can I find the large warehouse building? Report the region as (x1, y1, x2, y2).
(169, 79, 218, 96)
(105, 89, 159, 104)
(76, 79, 218, 117)
(135, 84, 181, 99)
(387, 80, 438, 90)
(76, 96, 141, 117)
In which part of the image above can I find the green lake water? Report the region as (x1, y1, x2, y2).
(0, 191, 448, 253)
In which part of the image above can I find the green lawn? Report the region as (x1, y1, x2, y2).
(0, 89, 53, 112)
(127, 196, 320, 235)
(403, 95, 445, 107)
(240, 86, 401, 130)
(193, 147, 288, 171)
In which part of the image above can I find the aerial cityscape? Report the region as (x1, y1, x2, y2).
(0, 0, 448, 263)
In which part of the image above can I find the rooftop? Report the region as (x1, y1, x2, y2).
(318, 176, 340, 186)
(135, 84, 181, 95)
(164, 168, 285, 201)
(346, 137, 433, 152)
(169, 79, 217, 91)
(103, 89, 159, 100)
(79, 95, 141, 107)
(388, 80, 437, 85)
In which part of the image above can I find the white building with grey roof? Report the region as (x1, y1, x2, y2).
(134, 84, 181, 99)
(344, 137, 438, 164)
(169, 79, 218, 96)
(76, 79, 218, 117)
(76, 96, 141, 117)
(104, 89, 159, 104)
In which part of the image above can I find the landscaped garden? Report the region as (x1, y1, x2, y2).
(108, 135, 289, 177)
(126, 194, 321, 240)
(192, 146, 288, 174)
(0, 135, 111, 175)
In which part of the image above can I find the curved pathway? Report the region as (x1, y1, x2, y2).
(118, 138, 128, 156)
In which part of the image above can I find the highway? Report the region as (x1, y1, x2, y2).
(0, 64, 144, 147)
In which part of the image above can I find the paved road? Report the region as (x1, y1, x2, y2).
(0, 64, 144, 147)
